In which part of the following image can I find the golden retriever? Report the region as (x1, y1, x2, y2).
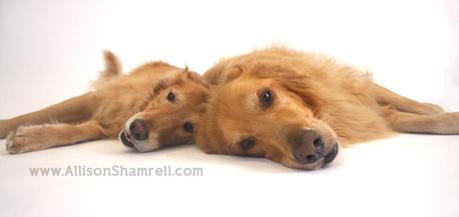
(0, 51, 209, 153)
(197, 47, 459, 170)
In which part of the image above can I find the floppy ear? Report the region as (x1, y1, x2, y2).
(203, 62, 224, 85)
(152, 80, 167, 93)
(195, 114, 217, 154)
(184, 67, 210, 88)
(249, 60, 375, 120)
(247, 60, 326, 107)
(182, 68, 211, 104)
(281, 77, 330, 109)
(248, 60, 311, 88)
(203, 60, 244, 85)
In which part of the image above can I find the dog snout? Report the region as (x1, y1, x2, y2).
(129, 119, 149, 141)
(323, 144, 339, 165)
(291, 129, 325, 164)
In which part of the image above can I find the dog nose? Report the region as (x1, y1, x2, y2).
(323, 144, 339, 165)
(129, 119, 149, 141)
(293, 129, 324, 164)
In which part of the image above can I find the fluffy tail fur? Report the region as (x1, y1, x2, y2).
(91, 50, 122, 89)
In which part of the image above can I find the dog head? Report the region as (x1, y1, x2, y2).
(197, 51, 340, 170)
(120, 67, 209, 152)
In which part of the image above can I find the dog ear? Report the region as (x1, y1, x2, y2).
(281, 77, 328, 109)
(251, 63, 308, 81)
(203, 62, 224, 85)
(152, 80, 167, 93)
(195, 117, 217, 154)
(203, 61, 244, 85)
(247, 60, 325, 107)
(184, 67, 210, 88)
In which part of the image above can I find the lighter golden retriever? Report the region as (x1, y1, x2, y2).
(197, 47, 459, 170)
(0, 51, 209, 153)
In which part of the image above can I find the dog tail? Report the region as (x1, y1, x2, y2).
(91, 50, 123, 89)
(101, 50, 122, 78)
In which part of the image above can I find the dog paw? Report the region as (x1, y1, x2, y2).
(5, 126, 47, 154)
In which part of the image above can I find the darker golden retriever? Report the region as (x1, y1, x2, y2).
(197, 47, 459, 170)
(1, 51, 209, 153)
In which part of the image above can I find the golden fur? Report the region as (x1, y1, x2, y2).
(0, 51, 209, 154)
(197, 47, 459, 170)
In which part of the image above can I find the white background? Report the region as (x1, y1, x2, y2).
(0, 0, 458, 217)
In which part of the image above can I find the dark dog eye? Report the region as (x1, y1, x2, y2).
(167, 92, 176, 102)
(260, 89, 274, 107)
(183, 122, 194, 133)
(240, 138, 256, 151)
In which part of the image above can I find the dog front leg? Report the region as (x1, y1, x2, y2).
(0, 93, 99, 139)
(5, 120, 105, 154)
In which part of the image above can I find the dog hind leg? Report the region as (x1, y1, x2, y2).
(373, 84, 444, 115)
(383, 108, 459, 134)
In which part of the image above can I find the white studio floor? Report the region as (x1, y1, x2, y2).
(1, 126, 459, 217)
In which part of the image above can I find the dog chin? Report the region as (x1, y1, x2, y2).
(133, 143, 160, 153)
(283, 159, 324, 170)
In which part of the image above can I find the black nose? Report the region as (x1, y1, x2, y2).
(292, 129, 324, 164)
(183, 122, 194, 133)
(129, 119, 149, 141)
(323, 144, 339, 165)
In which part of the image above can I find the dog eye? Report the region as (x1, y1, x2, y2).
(183, 122, 194, 133)
(260, 89, 274, 107)
(166, 92, 176, 102)
(240, 138, 256, 151)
